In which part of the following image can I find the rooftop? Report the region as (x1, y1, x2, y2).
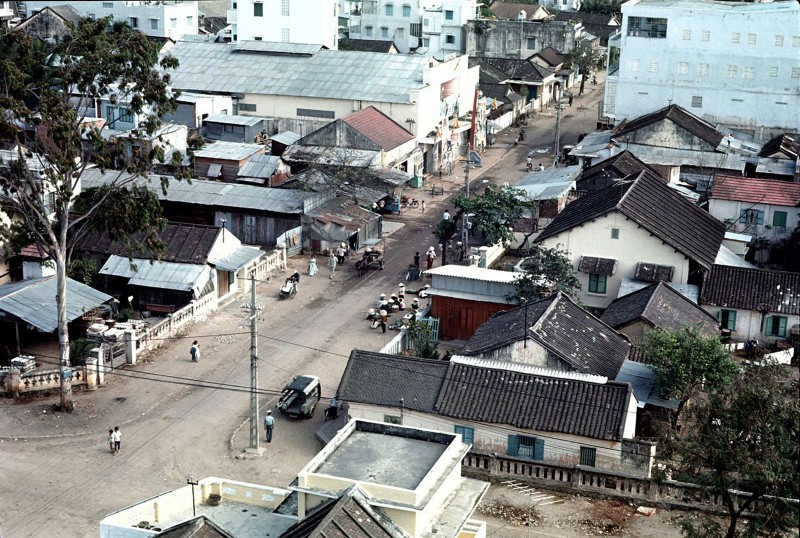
(424, 265, 519, 283)
(194, 141, 265, 160)
(613, 105, 724, 148)
(204, 114, 265, 126)
(343, 107, 415, 151)
(700, 265, 800, 315)
(710, 175, 800, 207)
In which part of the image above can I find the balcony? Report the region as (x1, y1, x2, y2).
(226, 9, 237, 24)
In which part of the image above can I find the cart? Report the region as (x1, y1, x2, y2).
(354, 237, 386, 277)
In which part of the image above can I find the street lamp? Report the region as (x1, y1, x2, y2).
(187, 476, 199, 517)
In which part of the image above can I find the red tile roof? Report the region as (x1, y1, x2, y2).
(711, 175, 800, 207)
(19, 244, 48, 259)
(342, 106, 414, 151)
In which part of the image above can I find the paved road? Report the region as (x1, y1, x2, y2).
(0, 81, 604, 538)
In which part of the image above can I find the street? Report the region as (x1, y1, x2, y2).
(0, 81, 607, 538)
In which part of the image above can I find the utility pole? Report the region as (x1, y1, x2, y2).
(462, 87, 479, 258)
(244, 273, 263, 454)
(553, 92, 563, 168)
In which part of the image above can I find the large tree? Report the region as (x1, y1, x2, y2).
(661, 366, 799, 538)
(508, 245, 581, 303)
(0, 19, 179, 411)
(564, 40, 604, 95)
(641, 326, 738, 426)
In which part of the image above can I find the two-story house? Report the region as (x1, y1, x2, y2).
(230, 0, 338, 48)
(535, 170, 726, 311)
(421, 0, 480, 53)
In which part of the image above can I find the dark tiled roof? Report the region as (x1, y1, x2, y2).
(614, 105, 724, 148)
(336, 351, 449, 413)
(530, 46, 565, 68)
(343, 106, 414, 151)
(710, 175, 800, 207)
(77, 222, 221, 264)
(758, 134, 798, 159)
(580, 150, 654, 184)
(155, 515, 234, 538)
(578, 256, 617, 276)
(280, 487, 407, 538)
(490, 2, 544, 19)
(482, 57, 554, 83)
(601, 282, 719, 336)
(537, 170, 726, 269)
(48, 5, 82, 24)
(700, 265, 800, 315)
(343, 39, 397, 53)
(437, 362, 631, 441)
(202, 16, 229, 35)
(463, 293, 630, 379)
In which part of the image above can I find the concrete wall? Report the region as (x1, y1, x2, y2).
(701, 305, 799, 343)
(466, 19, 577, 59)
(708, 198, 798, 243)
(625, 120, 718, 152)
(538, 210, 691, 310)
(233, 0, 338, 48)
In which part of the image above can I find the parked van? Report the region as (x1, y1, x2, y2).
(277, 375, 321, 418)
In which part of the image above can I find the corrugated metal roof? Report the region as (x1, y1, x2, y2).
(615, 360, 679, 410)
(80, 169, 311, 214)
(210, 246, 264, 272)
(204, 114, 264, 126)
(194, 141, 264, 160)
(233, 40, 322, 55)
(424, 265, 520, 283)
(451, 355, 608, 384)
(270, 131, 301, 145)
(100, 256, 211, 296)
(282, 145, 378, 167)
(168, 41, 430, 104)
(625, 144, 745, 170)
(0, 276, 112, 332)
(425, 287, 515, 305)
(238, 155, 280, 179)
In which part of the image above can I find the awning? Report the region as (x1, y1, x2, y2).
(0, 276, 113, 333)
(206, 163, 223, 178)
(578, 256, 617, 275)
(210, 246, 265, 272)
(100, 256, 213, 298)
(634, 262, 674, 282)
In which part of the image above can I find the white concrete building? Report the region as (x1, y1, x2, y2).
(421, 0, 479, 53)
(604, 0, 800, 139)
(24, 1, 199, 39)
(229, 0, 339, 49)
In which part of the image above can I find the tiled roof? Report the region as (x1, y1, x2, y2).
(280, 487, 407, 538)
(437, 361, 631, 441)
(758, 134, 798, 159)
(700, 265, 800, 315)
(530, 47, 565, 68)
(482, 57, 554, 83)
(336, 351, 449, 413)
(601, 282, 719, 336)
(77, 222, 220, 264)
(580, 150, 654, 183)
(614, 105, 724, 148)
(537, 170, 726, 269)
(463, 293, 630, 379)
(343, 107, 414, 151)
(490, 2, 545, 19)
(156, 515, 234, 538)
(710, 175, 800, 207)
(578, 256, 617, 276)
(343, 39, 398, 53)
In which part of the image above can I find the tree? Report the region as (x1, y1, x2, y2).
(564, 40, 604, 95)
(508, 245, 581, 303)
(405, 320, 440, 360)
(641, 326, 738, 426)
(0, 19, 179, 411)
(580, 0, 623, 15)
(661, 366, 800, 538)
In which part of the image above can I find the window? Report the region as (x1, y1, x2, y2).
(281, 28, 290, 42)
(381, 27, 389, 38)
(747, 33, 756, 45)
(775, 35, 784, 46)
(793, 36, 800, 47)
(526, 37, 536, 49)
(362, 0, 378, 15)
(118, 108, 133, 123)
(718, 309, 737, 331)
(691, 95, 703, 108)
(773, 211, 788, 228)
(743, 66, 754, 79)
(730, 32, 740, 44)
(254, 36, 262, 41)
(365, 26, 373, 37)
(769, 66, 779, 77)
(611, 228, 620, 239)
(403, 5, 411, 17)
(649, 60, 659, 73)
(410, 22, 421, 37)
(384, 415, 402, 425)
(455, 425, 474, 445)
(187, 15, 193, 26)
(396, 28, 404, 38)
(239, 103, 257, 112)
(627, 16, 667, 38)
(423, 17, 429, 27)
(682, 29, 691, 40)
(508, 435, 544, 461)
(588, 274, 607, 294)
(701, 30, 710, 42)
(88, 13, 96, 20)
(677, 62, 688, 75)
(170, 18, 177, 29)
(254, 2, 263, 17)
(579, 447, 597, 467)
(766, 316, 788, 338)
(740, 209, 764, 225)
(103, 2, 113, 7)
(629, 59, 640, 72)
(282, 0, 289, 16)
(726, 65, 737, 78)
(105, 106, 115, 120)
(445, 10, 454, 20)
(445, 34, 455, 44)
(698, 63, 709, 76)
(129, 17, 139, 28)
(150, 18, 158, 30)
(792, 67, 800, 79)
(422, 38, 429, 47)
(385, 4, 393, 16)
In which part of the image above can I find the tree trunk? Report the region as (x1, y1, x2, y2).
(56, 214, 73, 412)
(725, 512, 738, 538)
(579, 73, 586, 95)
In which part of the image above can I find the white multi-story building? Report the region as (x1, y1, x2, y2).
(421, 0, 479, 53)
(24, 1, 199, 39)
(229, 0, 339, 49)
(604, 0, 800, 139)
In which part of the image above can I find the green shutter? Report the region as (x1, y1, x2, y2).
(533, 438, 545, 461)
(773, 211, 788, 228)
(729, 310, 737, 331)
(765, 316, 773, 336)
(778, 316, 788, 337)
(507, 435, 519, 457)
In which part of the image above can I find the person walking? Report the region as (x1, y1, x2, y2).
(413, 251, 421, 267)
(568, 94, 573, 107)
(308, 256, 317, 276)
(264, 410, 274, 443)
(379, 309, 388, 334)
(336, 243, 346, 264)
(397, 283, 405, 301)
(108, 429, 115, 454)
(426, 246, 437, 270)
(421, 200, 426, 212)
(190, 340, 200, 362)
(443, 210, 451, 221)
(112, 426, 121, 454)
(328, 253, 337, 279)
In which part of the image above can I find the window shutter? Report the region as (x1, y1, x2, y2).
(740, 209, 748, 222)
(507, 435, 519, 457)
(756, 211, 764, 225)
(729, 310, 737, 330)
(534, 438, 544, 461)
(716, 310, 721, 321)
(778, 316, 787, 336)
(765, 316, 773, 335)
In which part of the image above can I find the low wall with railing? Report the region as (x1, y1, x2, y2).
(461, 451, 798, 516)
(2, 354, 105, 398)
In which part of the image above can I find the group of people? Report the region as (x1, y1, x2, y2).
(526, 156, 545, 172)
(308, 247, 342, 279)
(412, 246, 439, 271)
(107, 426, 122, 454)
(372, 283, 423, 333)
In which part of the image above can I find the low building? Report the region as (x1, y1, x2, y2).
(337, 352, 650, 476)
(13, 4, 80, 39)
(424, 265, 518, 341)
(236, 155, 291, 187)
(462, 292, 631, 379)
(576, 150, 654, 194)
(194, 141, 266, 182)
(514, 165, 580, 232)
(204, 114, 267, 143)
(163, 92, 233, 130)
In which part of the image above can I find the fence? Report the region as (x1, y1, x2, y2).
(461, 451, 798, 515)
(2, 353, 106, 398)
(378, 306, 432, 355)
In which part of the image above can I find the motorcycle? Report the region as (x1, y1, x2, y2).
(400, 195, 419, 209)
